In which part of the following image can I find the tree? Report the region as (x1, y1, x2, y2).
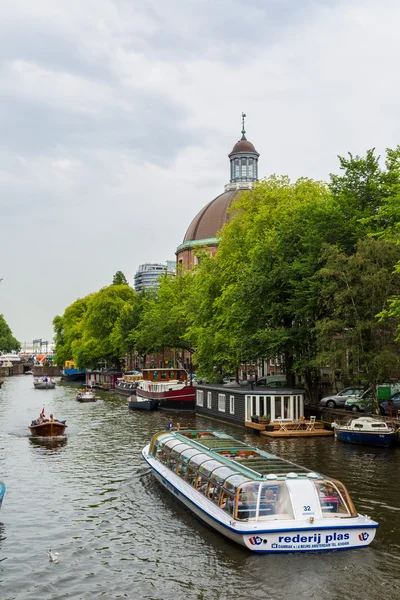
(53, 297, 90, 367)
(112, 271, 129, 286)
(0, 314, 20, 352)
(316, 238, 400, 413)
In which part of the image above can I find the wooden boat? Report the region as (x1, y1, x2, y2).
(0, 481, 5, 509)
(332, 417, 395, 447)
(128, 395, 158, 410)
(0, 380, 3, 388)
(33, 378, 56, 389)
(76, 389, 97, 402)
(143, 430, 378, 553)
(136, 368, 195, 411)
(28, 419, 67, 437)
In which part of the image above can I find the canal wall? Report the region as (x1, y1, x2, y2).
(0, 364, 24, 377)
(32, 366, 62, 377)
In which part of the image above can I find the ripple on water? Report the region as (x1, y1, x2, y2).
(1, 378, 400, 599)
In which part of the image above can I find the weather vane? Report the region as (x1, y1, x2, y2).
(241, 112, 246, 139)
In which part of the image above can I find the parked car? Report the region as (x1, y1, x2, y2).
(379, 392, 400, 416)
(255, 376, 288, 388)
(344, 389, 374, 412)
(320, 387, 365, 409)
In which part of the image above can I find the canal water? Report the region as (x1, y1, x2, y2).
(0, 376, 399, 600)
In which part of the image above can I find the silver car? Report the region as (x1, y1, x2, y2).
(320, 387, 364, 409)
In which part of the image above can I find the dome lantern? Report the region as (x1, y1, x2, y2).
(226, 112, 259, 191)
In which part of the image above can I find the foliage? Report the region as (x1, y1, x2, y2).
(112, 271, 129, 286)
(0, 314, 20, 352)
(316, 238, 400, 412)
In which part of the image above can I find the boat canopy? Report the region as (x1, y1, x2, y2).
(149, 430, 358, 522)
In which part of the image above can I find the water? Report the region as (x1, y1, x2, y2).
(0, 376, 399, 600)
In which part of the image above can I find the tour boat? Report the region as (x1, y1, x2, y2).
(136, 368, 195, 411)
(142, 430, 378, 553)
(76, 389, 97, 402)
(28, 419, 67, 437)
(332, 417, 395, 448)
(0, 481, 5, 509)
(33, 378, 56, 389)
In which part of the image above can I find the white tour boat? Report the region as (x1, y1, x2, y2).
(142, 430, 378, 553)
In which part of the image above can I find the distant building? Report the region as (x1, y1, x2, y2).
(134, 262, 176, 292)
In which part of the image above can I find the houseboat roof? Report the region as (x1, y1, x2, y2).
(158, 430, 319, 481)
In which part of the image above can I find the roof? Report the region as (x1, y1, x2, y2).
(229, 139, 258, 155)
(182, 189, 242, 243)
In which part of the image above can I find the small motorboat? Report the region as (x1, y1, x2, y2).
(332, 417, 395, 447)
(76, 389, 97, 402)
(128, 395, 158, 410)
(24, 370, 34, 375)
(0, 481, 5, 509)
(33, 378, 56, 389)
(28, 418, 67, 437)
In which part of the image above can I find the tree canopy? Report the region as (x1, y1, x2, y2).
(0, 314, 20, 352)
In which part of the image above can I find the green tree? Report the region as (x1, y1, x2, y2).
(112, 271, 129, 286)
(316, 238, 400, 412)
(53, 297, 90, 367)
(0, 314, 20, 352)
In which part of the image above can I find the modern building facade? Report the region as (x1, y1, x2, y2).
(133, 262, 176, 292)
(176, 114, 259, 269)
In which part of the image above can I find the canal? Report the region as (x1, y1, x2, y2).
(0, 376, 399, 599)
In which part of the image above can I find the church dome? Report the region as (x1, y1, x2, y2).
(183, 189, 242, 243)
(230, 139, 258, 155)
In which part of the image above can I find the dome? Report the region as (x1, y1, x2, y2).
(230, 139, 258, 155)
(183, 189, 242, 243)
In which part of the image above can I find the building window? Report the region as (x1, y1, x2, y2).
(234, 159, 239, 178)
(229, 395, 235, 414)
(207, 391, 212, 409)
(196, 390, 204, 407)
(248, 158, 254, 178)
(218, 393, 226, 412)
(241, 158, 247, 178)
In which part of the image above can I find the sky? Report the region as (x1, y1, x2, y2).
(1, 0, 400, 343)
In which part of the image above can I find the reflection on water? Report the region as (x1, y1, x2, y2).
(28, 436, 68, 454)
(0, 376, 400, 600)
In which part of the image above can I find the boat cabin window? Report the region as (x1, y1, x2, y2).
(371, 422, 385, 428)
(187, 453, 211, 470)
(170, 443, 191, 460)
(314, 480, 357, 518)
(164, 439, 185, 452)
(354, 423, 364, 429)
(223, 474, 250, 494)
(180, 448, 203, 463)
(236, 483, 260, 520)
(258, 482, 294, 520)
(208, 466, 237, 487)
(198, 460, 223, 480)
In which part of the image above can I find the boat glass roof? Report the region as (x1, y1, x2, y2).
(188, 453, 213, 468)
(198, 460, 224, 478)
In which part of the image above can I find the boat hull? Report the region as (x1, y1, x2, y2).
(76, 394, 97, 402)
(0, 481, 5, 509)
(28, 422, 67, 437)
(128, 397, 157, 410)
(115, 384, 138, 396)
(142, 446, 377, 553)
(33, 382, 56, 389)
(136, 386, 195, 411)
(336, 430, 394, 447)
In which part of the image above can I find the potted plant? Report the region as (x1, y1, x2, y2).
(259, 414, 271, 424)
(251, 414, 259, 423)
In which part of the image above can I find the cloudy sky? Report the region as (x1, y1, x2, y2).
(1, 0, 400, 344)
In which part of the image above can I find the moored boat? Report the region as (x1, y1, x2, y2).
(0, 481, 5, 509)
(136, 368, 195, 411)
(76, 389, 97, 402)
(115, 372, 143, 396)
(142, 429, 378, 553)
(33, 378, 56, 389)
(28, 419, 67, 437)
(332, 417, 395, 447)
(128, 395, 158, 410)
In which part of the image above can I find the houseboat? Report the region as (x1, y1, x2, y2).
(61, 360, 86, 382)
(142, 429, 378, 553)
(115, 371, 143, 396)
(86, 369, 122, 390)
(136, 368, 195, 411)
(332, 417, 395, 448)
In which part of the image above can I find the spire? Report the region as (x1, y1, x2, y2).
(241, 112, 246, 140)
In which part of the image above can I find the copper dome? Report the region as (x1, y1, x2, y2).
(182, 189, 243, 243)
(230, 139, 258, 155)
